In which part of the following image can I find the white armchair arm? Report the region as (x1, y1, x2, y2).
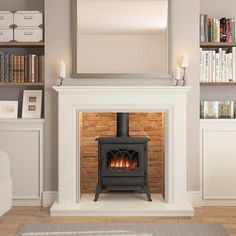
(0, 151, 11, 178)
(0, 151, 12, 216)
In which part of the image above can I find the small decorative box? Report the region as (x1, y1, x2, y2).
(14, 11, 43, 27)
(0, 27, 13, 42)
(0, 11, 13, 27)
(200, 101, 235, 119)
(14, 27, 43, 42)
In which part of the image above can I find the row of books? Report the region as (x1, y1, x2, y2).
(200, 47, 236, 83)
(200, 14, 236, 43)
(0, 52, 44, 83)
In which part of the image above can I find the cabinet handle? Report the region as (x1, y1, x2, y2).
(24, 16, 33, 20)
(24, 32, 33, 35)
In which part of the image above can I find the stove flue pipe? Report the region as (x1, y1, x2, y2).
(117, 113, 129, 137)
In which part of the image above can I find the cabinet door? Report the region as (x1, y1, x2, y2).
(0, 130, 40, 200)
(203, 129, 236, 200)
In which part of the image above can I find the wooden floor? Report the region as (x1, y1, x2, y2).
(0, 207, 236, 235)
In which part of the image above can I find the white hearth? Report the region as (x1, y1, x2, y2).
(51, 86, 193, 216)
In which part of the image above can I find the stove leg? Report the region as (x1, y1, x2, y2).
(143, 184, 152, 202)
(94, 184, 101, 201)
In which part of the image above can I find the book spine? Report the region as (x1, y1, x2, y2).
(217, 20, 220, 42)
(200, 14, 205, 42)
(35, 56, 39, 83)
(32, 55, 35, 83)
(232, 47, 236, 82)
(204, 15, 208, 42)
(208, 16, 211, 42)
(220, 18, 227, 42)
(226, 19, 229, 42)
(41, 55, 44, 83)
(9, 54, 13, 82)
(200, 48, 203, 82)
(20, 56, 24, 83)
(0, 51, 4, 83)
(235, 16, 236, 42)
(209, 51, 212, 82)
(226, 53, 229, 82)
(206, 51, 209, 82)
(4, 54, 9, 83)
(219, 48, 222, 82)
(231, 17, 235, 42)
(29, 55, 32, 82)
(203, 51, 206, 82)
(212, 50, 216, 82)
(211, 19, 214, 42)
(39, 56, 42, 82)
(214, 19, 218, 42)
(215, 53, 220, 82)
(222, 50, 226, 82)
(229, 52, 233, 82)
(13, 55, 16, 83)
(24, 55, 28, 82)
(230, 18, 233, 42)
(17, 56, 21, 83)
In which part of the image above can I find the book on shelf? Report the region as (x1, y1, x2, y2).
(200, 14, 236, 43)
(200, 47, 236, 83)
(0, 51, 44, 84)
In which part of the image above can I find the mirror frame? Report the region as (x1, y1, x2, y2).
(71, 0, 172, 79)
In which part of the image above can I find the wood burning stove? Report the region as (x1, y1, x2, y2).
(94, 113, 152, 201)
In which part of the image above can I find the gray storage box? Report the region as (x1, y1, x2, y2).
(14, 11, 43, 27)
(0, 27, 13, 42)
(14, 27, 43, 42)
(0, 11, 13, 27)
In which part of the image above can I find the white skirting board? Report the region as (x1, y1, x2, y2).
(42, 191, 58, 207)
(13, 199, 42, 207)
(188, 191, 236, 207)
(187, 191, 202, 207)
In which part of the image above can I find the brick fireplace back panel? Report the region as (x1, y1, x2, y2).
(80, 112, 164, 195)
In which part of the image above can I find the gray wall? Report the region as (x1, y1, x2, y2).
(0, 0, 44, 12)
(44, 0, 200, 192)
(201, 0, 236, 18)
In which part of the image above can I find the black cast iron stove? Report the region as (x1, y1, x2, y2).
(94, 113, 152, 201)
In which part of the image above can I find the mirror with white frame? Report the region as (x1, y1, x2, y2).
(72, 0, 171, 78)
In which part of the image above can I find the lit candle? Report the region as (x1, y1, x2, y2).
(181, 54, 188, 68)
(175, 66, 181, 80)
(59, 60, 66, 78)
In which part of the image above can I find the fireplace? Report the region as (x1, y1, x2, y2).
(51, 86, 193, 217)
(94, 113, 152, 201)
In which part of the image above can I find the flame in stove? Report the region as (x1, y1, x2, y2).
(110, 160, 115, 167)
(131, 159, 138, 168)
(125, 159, 130, 168)
(109, 156, 138, 168)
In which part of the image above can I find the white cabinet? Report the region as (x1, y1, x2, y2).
(0, 119, 44, 206)
(201, 120, 236, 203)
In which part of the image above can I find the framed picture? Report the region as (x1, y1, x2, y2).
(22, 90, 42, 119)
(0, 101, 18, 118)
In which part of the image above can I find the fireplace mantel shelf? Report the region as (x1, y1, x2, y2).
(53, 85, 191, 94)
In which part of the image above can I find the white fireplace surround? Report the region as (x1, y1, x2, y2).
(51, 85, 193, 216)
